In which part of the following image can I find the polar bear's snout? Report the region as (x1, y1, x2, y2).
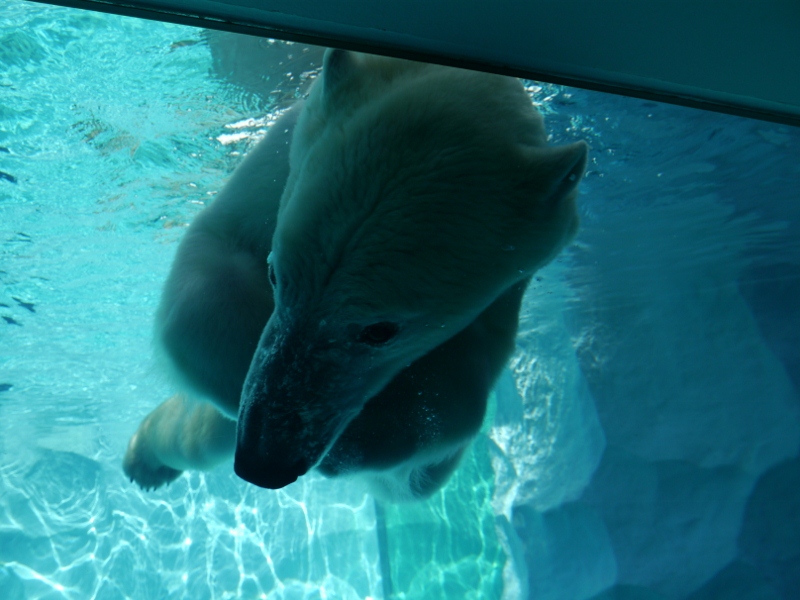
(234, 315, 369, 489)
(233, 410, 310, 489)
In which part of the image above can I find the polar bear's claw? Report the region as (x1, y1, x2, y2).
(123, 430, 182, 490)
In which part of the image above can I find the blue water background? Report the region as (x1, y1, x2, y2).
(1, 1, 799, 599)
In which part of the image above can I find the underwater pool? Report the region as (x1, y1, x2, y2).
(1, 1, 799, 599)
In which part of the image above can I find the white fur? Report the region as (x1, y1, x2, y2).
(124, 50, 587, 501)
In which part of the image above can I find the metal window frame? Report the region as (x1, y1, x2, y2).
(31, 0, 800, 127)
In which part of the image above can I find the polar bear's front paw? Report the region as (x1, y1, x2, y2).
(123, 431, 182, 491)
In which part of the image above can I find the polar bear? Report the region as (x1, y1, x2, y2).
(123, 49, 587, 501)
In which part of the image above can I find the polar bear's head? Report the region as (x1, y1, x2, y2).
(234, 50, 587, 489)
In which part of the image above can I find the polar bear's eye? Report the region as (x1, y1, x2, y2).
(357, 322, 399, 346)
(268, 263, 277, 288)
(266, 252, 278, 288)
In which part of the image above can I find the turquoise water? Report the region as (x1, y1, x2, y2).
(1, 1, 799, 599)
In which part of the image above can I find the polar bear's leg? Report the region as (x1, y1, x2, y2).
(363, 447, 467, 502)
(407, 447, 468, 499)
(154, 104, 299, 417)
(123, 234, 270, 491)
(123, 104, 296, 490)
(123, 394, 236, 490)
(157, 232, 273, 417)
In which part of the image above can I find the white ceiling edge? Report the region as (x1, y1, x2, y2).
(32, 0, 800, 127)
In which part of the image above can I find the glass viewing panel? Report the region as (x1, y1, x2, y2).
(1, 1, 799, 599)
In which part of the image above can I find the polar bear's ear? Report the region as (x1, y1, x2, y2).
(526, 141, 589, 204)
(323, 49, 359, 100)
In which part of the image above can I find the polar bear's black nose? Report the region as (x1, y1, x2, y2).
(234, 393, 313, 489)
(234, 450, 309, 489)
